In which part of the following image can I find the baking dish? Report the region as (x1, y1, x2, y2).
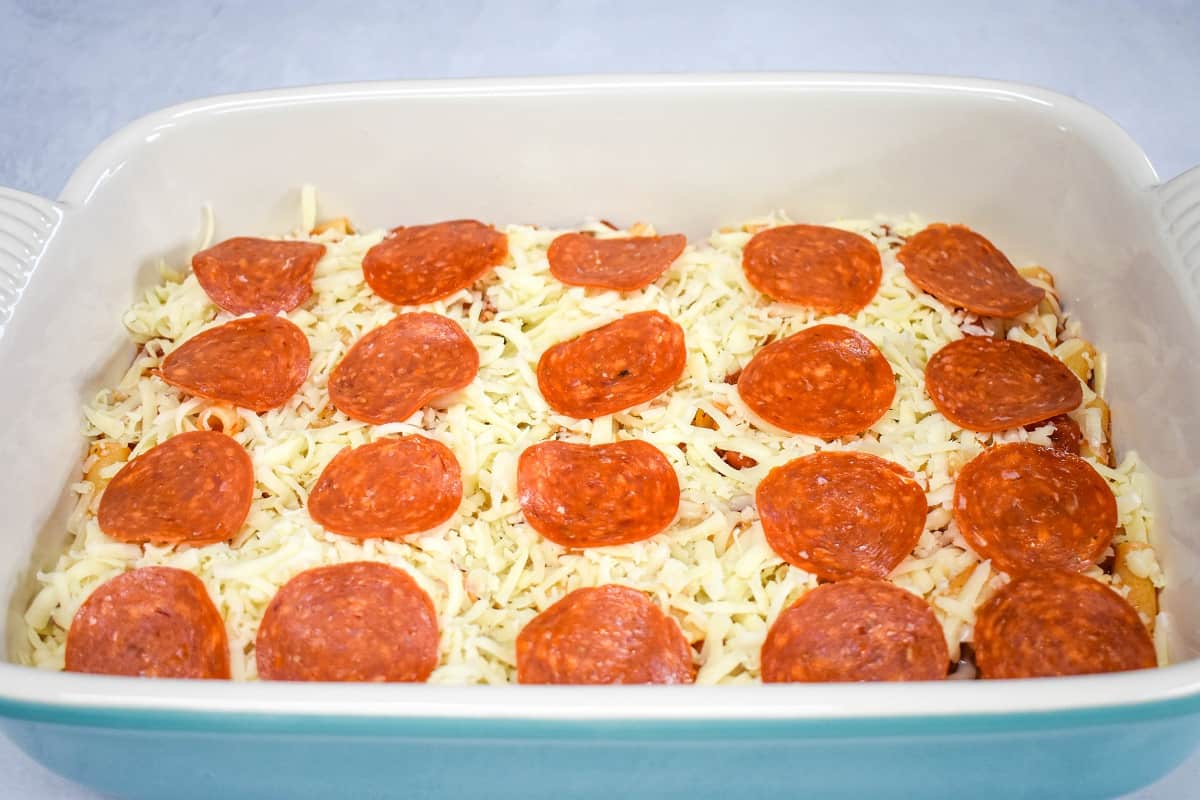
(1, 73, 1199, 800)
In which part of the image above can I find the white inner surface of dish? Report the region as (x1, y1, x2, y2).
(20, 198, 1166, 682)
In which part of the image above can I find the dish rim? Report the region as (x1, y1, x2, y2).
(4, 71, 1195, 724)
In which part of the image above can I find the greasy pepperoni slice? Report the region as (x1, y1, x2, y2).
(737, 324, 895, 438)
(761, 579, 948, 682)
(518, 440, 680, 548)
(756, 452, 927, 581)
(742, 224, 883, 313)
(328, 313, 478, 425)
(97, 431, 253, 546)
(974, 570, 1156, 678)
(1026, 413, 1083, 455)
(925, 337, 1082, 432)
(537, 311, 686, 418)
(308, 435, 462, 540)
(954, 443, 1116, 577)
(548, 233, 686, 291)
(256, 562, 438, 682)
(65, 567, 229, 679)
(363, 220, 508, 306)
(897, 223, 1043, 317)
(516, 585, 693, 684)
(192, 237, 325, 315)
(160, 316, 310, 412)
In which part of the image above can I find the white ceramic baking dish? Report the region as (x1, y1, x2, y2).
(1, 74, 1198, 800)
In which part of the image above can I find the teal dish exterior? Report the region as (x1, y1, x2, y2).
(3, 696, 1200, 800)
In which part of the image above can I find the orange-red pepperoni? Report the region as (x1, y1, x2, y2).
(516, 585, 693, 684)
(756, 452, 927, 581)
(897, 223, 1043, 317)
(160, 316, 310, 412)
(925, 336, 1082, 431)
(742, 224, 883, 313)
(328, 313, 478, 425)
(518, 440, 679, 548)
(256, 562, 438, 682)
(97, 431, 253, 546)
(308, 435, 462, 540)
(192, 237, 325, 315)
(974, 570, 1156, 678)
(362, 220, 508, 306)
(1027, 413, 1083, 455)
(548, 233, 686, 291)
(66, 567, 229, 679)
(953, 443, 1116, 576)
(761, 579, 948, 682)
(537, 310, 686, 418)
(737, 324, 895, 438)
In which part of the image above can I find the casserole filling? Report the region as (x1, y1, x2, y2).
(20, 195, 1165, 683)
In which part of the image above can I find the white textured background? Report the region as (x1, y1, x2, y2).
(0, 1, 1198, 797)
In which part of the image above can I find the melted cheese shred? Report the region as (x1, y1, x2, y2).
(22, 212, 1165, 681)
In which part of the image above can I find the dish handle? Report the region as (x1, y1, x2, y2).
(1157, 166, 1200, 281)
(0, 187, 63, 334)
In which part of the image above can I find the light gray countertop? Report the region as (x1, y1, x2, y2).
(1, 1, 1197, 797)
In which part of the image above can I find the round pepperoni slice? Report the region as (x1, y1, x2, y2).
(897, 223, 1043, 317)
(756, 452, 927, 581)
(160, 315, 310, 412)
(548, 233, 686, 291)
(363, 220, 508, 306)
(1027, 413, 1083, 455)
(537, 311, 686, 418)
(925, 337, 1082, 432)
(518, 440, 679, 548)
(761, 579, 948, 682)
(516, 585, 693, 685)
(328, 313, 478, 425)
(193, 237, 326, 315)
(98, 431, 253, 546)
(737, 324, 895, 438)
(66, 567, 229, 679)
(974, 570, 1156, 678)
(307, 435, 462, 540)
(256, 561, 438, 682)
(954, 443, 1116, 577)
(742, 224, 883, 313)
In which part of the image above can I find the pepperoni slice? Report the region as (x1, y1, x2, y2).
(737, 324, 895, 438)
(363, 220, 508, 306)
(1026, 413, 1083, 455)
(925, 337, 1082, 431)
(756, 452, 927, 581)
(98, 431, 253, 546)
(328, 313, 478, 425)
(742, 225, 883, 313)
(897, 224, 1043, 317)
(192, 237, 325, 315)
(761, 579, 948, 682)
(537, 311, 686, 418)
(954, 443, 1116, 577)
(548, 233, 686, 291)
(256, 561, 438, 682)
(308, 435, 462, 540)
(65, 567, 229, 679)
(518, 440, 679, 548)
(160, 316, 310, 412)
(516, 585, 693, 684)
(974, 570, 1156, 678)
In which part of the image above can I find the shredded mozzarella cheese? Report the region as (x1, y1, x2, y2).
(21, 209, 1165, 679)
